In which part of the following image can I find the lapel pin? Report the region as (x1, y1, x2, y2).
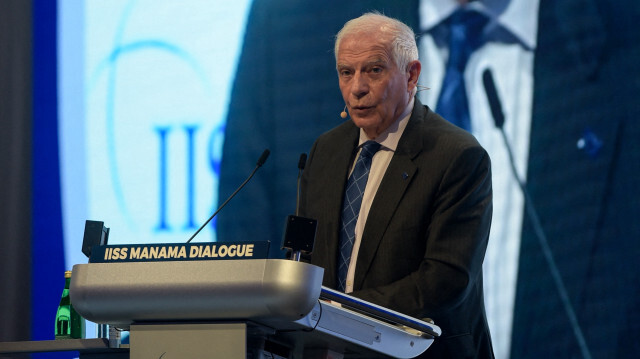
(577, 128, 602, 158)
(402, 172, 409, 180)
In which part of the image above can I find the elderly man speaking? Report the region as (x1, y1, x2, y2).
(299, 12, 495, 359)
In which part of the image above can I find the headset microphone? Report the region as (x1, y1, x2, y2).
(340, 105, 348, 119)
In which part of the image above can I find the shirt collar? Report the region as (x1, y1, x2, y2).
(419, 0, 539, 50)
(358, 97, 414, 151)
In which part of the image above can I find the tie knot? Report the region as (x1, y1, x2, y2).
(447, 9, 488, 67)
(449, 9, 488, 33)
(360, 141, 381, 159)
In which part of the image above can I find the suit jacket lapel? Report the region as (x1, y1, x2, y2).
(313, 122, 359, 286)
(354, 101, 425, 290)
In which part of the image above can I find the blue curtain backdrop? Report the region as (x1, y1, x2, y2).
(31, 0, 67, 354)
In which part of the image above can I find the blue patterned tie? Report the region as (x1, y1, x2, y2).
(436, 10, 488, 131)
(338, 140, 381, 292)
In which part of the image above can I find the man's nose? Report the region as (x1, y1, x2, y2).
(351, 72, 369, 98)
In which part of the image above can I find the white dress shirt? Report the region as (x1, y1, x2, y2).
(418, 1, 540, 358)
(344, 98, 414, 293)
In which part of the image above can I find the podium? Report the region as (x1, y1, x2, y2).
(70, 258, 440, 358)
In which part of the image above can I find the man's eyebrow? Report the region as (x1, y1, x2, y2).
(364, 58, 387, 67)
(337, 58, 388, 70)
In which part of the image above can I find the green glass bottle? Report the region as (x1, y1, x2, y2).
(55, 270, 85, 339)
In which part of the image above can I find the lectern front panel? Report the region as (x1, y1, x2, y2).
(70, 259, 323, 327)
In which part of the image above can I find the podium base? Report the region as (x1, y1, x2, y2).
(130, 323, 248, 359)
(303, 348, 345, 359)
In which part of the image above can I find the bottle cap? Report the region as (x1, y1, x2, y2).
(64, 270, 72, 279)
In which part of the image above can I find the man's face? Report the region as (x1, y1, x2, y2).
(336, 32, 412, 139)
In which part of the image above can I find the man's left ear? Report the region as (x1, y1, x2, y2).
(407, 60, 422, 93)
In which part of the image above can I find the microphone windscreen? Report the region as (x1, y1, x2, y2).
(256, 149, 270, 167)
(297, 153, 307, 170)
(340, 105, 348, 119)
(482, 69, 505, 129)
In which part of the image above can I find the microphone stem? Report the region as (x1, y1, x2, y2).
(291, 251, 302, 261)
(295, 168, 303, 216)
(186, 165, 260, 243)
(498, 127, 592, 359)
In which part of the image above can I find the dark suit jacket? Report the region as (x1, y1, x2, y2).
(300, 99, 495, 359)
(511, 0, 640, 357)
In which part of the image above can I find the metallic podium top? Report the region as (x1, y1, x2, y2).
(70, 259, 323, 328)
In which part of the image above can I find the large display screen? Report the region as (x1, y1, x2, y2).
(58, 0, 253, 266)
(46, 1, 639, 358)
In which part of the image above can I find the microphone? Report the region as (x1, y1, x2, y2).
(297, 153, 307, 170)
(482, 68, 592, 359)
(282, 153, 316, 261)
(482, 69, 504, 129)
(256, 149, 270, 167)
(340, 105, 348, 119)
(186, 149, 270, 243)
(295, 153, 307, 216)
